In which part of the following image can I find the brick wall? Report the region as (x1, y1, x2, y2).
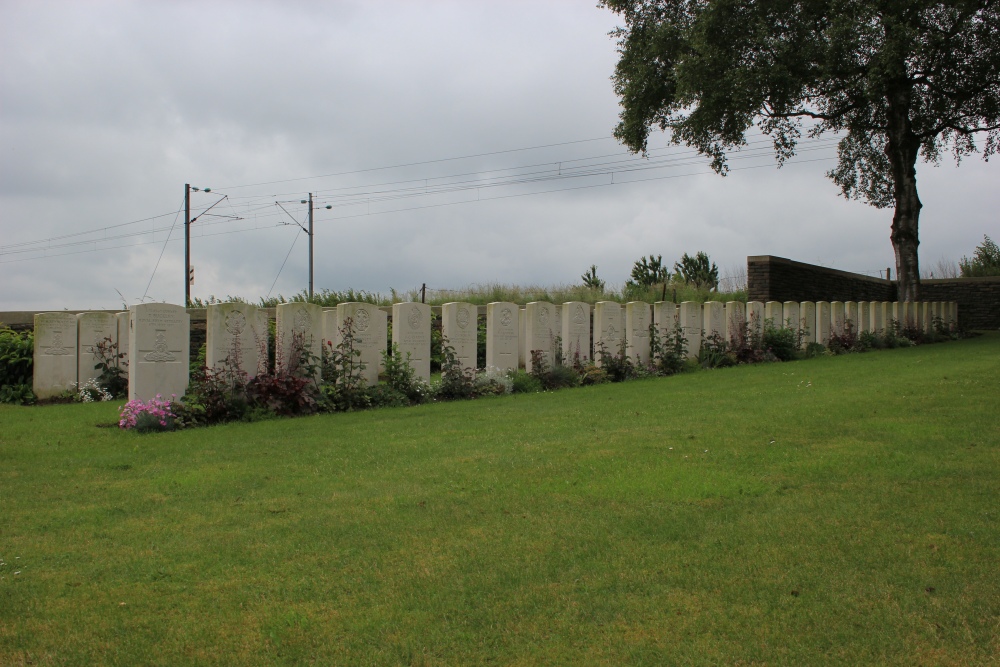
(747, 255, 1000, 330)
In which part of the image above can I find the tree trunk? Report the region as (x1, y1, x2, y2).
(885, 88, 922, 302)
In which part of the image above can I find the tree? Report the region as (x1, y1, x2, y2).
(959, 234, 1000, 276)
(674, 251, 719, 290)
(581, 264, 606, 290)
(626, 254, 670, 288)
(602, 0, 1000, 301)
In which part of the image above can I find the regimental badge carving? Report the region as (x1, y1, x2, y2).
(293, 308, 311, 334)
(606, 324, 617, 339)
(456, 307, 470, 329)
(408, 306, 422, 330)
(355, 308, 371, 333)
(144, 330, 176, 362)
(573, 304, 585, 326)
(538, 307, 549, 327)
(225, 310, 247, 336)
(45, 331, 70, 355)
(500, 307, 512, 328)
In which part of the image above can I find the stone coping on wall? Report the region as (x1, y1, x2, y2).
(747, 255, 895, 286)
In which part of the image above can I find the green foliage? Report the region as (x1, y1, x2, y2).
(604, 0, 1000, 300)
(594, 339, 639, 382)
(434, 338, 476, 401)
(321, 318, 369, 412)
(508, 369, 543, 394)
(528, 350, 581, 391)
(92, 336, 128, 399)
(0, 325, 34, 405)
(626, 254, 668, 289)
(674, 252, 719, 291)
(580, 264, 605, 290)
(960, 235, 1000, 277)
(762, 320, 799, 362)
(697, 333, 737, 369)
(381, 343, 430, 405)
(648, 318, 688, 375)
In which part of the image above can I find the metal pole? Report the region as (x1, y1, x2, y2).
(184, 183, 191, 307)
(308, 193, 314, 300)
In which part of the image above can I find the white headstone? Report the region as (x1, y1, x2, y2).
(724, 301, 746, 345)
(561, 301, 591, 364)
(625, 301, 652, 366)
(275, 302, 323, 380)
(593, 301, 624, 366)
(77, 312, 118, 387)
(858, 301, 871, 334)
(845, 301, 859, 333)
(764, 301, 784, 327)
(441, 302, 478, 373)
(321, 308, 339, 358)
(128, 303, 190, 402)
(816, 301, 831, 345)
(746, 301, 765, 342)
(32, 312, 78, 399)
(206, 303, 267, 379)
(392, 302, 431, 382)
(679, 301, 701, 359)
(877, 301, 892, 332)
(830, 301, 846, 336)
(799, 302, 816, 346)
(702, 301, 724, 343)
(518, 307, 526, 369)
(486, 302, 519, 372)
(921, 302, 933, 334)
(525, 301, 558, 372)
(783, 301, 800, 335)
(335, 302, 384, 385)
(116, 311, 131, 381)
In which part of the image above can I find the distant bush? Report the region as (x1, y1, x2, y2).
(959, 235, 1000, 277)
(0, 325, 34, 405)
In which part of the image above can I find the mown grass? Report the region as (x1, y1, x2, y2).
(1, 335, 998, 666)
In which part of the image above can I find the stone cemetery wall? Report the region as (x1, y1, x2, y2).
(128, 303, 190, 402)
(486, 302, 519, 372)
(32, 312, 78, 399)
(392, 302, 431, 382)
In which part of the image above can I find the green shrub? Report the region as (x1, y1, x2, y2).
(508, 369, 543, 394)
(959, 235, 1000, 277)
(0, 325, 34, 405)
(762, 321, 798, 361)
(434, 339, 476, 401)
(649, 318, 688, 375)
(698, 333, 737, 369)
(381, 343, 430, 405)
(594, 339, 639, 382)
(321, 318, 369, 412)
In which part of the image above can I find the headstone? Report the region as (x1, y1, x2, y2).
(625, 301, 652, 366)
(593, 301, 624, 365)
(799, 302, 816, 346)
(921, 302, 933, 334)
(375, 309, 389, 373)
(679, 301, 701, 359)
(816, 301, 831, 345)
(275, 302, 323, 380)
(77, 312, 118, 388)
(525, 301, 558, 372)
(128, 303, 190, 402)
(561, 301, 591, 364)
(877, 301, 892, 332)
(335, 302, 384, 385)
(783, 301, 800, 336)
(206, 303, 266, 379)
(746, 301, 765, 342)
(724, 301, 746, 345)
(858, 301, 871, 334)
(518, 307, 526, 369)
(116, 311, 131, 380)
(392, 302, 431, 382)
(845, 301, 859, 332)
(32, 312, 78, 399)
(441, 302, 478, 373)
(902, 302, 917, 329)
(703, 301, 724, 343)
(765, 301, 784, 327)
(321, 308, 339, 357)
(830, 301, 845, 337)
(892, 301, 903, 327)
(486, 302, 519, 372)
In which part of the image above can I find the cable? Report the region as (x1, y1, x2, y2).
(267, 229, 301, 299)
(142, 198, 185, 301)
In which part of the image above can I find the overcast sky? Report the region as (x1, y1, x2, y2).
(2, 0, 997, 312)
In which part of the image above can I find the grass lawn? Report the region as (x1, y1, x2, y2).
(1, 334, 998, 666)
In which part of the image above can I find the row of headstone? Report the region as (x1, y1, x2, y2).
(32, 298, 958, 403)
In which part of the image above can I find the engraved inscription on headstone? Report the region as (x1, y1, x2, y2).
(206, 303, 265, 379)
(128, 303, 190, 401)
(561, 302, 591, 363)
(625, 301, 651, 366)
(486, 302, 519, 372)
(33, 312, 79, 399)
(679, 301, 702, 359)
(335, 303, 384, 385)
(593, 301, 623, 366)
(441, 302, 478, 373)
(392, 302, 431, 382)
(276, 302, 323, 380)
(525, 302, 557, 372)
(77, 312, 117, 387)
